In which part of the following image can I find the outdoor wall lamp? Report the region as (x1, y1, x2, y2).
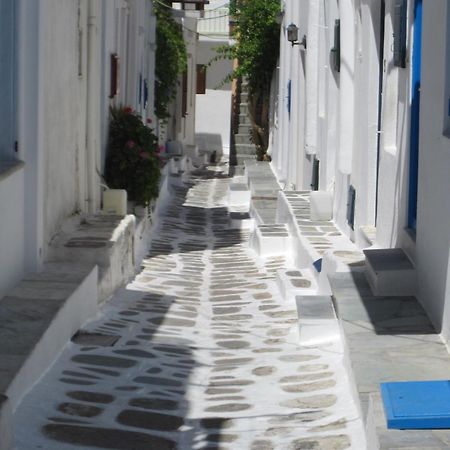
(286, 23, 306, 49)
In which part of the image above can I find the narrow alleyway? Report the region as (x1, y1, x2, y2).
(14, 163, 364, 449)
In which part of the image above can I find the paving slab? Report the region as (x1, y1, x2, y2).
(13, 165, 365, 450)
(330, 272, 450, 449)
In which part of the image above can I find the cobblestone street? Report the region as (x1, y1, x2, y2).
(14, 165, 364, 449)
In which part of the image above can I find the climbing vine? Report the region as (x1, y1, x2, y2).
(153, 0, 187, 119)
(214, 0, 281, 158)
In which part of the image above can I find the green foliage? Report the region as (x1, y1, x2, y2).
(224, 0, 281, 95)
(212, 0, 280, 159)
(105, 107, 161, 206)
(154, 0, 187, 119)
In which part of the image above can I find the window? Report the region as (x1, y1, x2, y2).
(196, 65, 206, 94)
(110, 53, 120, 99)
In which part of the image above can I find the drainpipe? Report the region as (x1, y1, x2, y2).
(86, 0, 101, 214)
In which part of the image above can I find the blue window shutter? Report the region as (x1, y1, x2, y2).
(138, 73, 142, 105)
(144, 79, 148, 109)
(347, 185, 356, 229)
(287, 80, 292, 119)
(311, 157, 320, 190)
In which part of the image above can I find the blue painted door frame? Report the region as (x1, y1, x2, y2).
(408, 0, 422, 230)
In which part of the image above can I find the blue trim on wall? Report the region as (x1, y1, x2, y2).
(287, 79, 292, 119)
(408, 0, 422, 231)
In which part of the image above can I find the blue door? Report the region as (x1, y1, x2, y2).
(0, 0, 16, 161)
(408, 0, 422, 230)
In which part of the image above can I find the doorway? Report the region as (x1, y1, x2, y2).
(407, 0, 422, 231)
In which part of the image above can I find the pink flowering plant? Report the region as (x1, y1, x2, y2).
(105, 106, 161, 206)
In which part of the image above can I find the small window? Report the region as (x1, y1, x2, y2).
(347, 185, 356, 230)
(393, 0, 407, 68)
(196, 65, 206, 94)
(287, 79, 292, 118)
(110, 53, 120, 99)
(311, 157, 320, 191)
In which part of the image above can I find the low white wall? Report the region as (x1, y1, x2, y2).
(0, 167, 26, 300)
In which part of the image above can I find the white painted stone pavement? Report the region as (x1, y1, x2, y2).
(13, 164, 365, 449)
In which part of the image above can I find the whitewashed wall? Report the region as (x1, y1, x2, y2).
(195, 39, 232, 155)
(275, 0, 416, 248)
(417, 1, 450, 342)
(0, 0, 157, 296)
(272, 0, 311, 190)
(39, 0, 89, 256)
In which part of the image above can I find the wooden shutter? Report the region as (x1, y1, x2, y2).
(196, 65, 206, 94)
(110, 53, 119, 98)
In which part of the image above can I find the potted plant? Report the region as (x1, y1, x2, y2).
(104, 106, 161, 208)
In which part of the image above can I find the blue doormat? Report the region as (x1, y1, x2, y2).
(381, 380, 450, 429)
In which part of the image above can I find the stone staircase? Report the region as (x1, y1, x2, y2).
(231, 83, 257, 170)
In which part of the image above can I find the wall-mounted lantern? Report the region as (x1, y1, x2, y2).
(286, 23, 307, 50)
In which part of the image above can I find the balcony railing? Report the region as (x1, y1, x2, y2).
(197, 8, 229, 37)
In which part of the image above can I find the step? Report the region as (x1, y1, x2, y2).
(251, 224, 291, 257)
(228, 182, 251, 207)
(229, 211, 255, 230)
(296, 294, 340, 345)
(234, 133, 253, 145)
(240, 92, 249, 102)
(238, 113, 251, 124)
(235, 143, 256, 155)
(239, 103, 249, 115)
(363, 248, 416, 296)
(276, 267, 318, 302)
(238, 123, 252, 134)
(235, 154, 256, 166)
(0, 263, 97, 447)
(48, 215, 137, 302)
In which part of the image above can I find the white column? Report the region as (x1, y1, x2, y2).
(338, 0, 355, 174)
(86, 0, 102, 213)
(305, 0, 320, 155)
